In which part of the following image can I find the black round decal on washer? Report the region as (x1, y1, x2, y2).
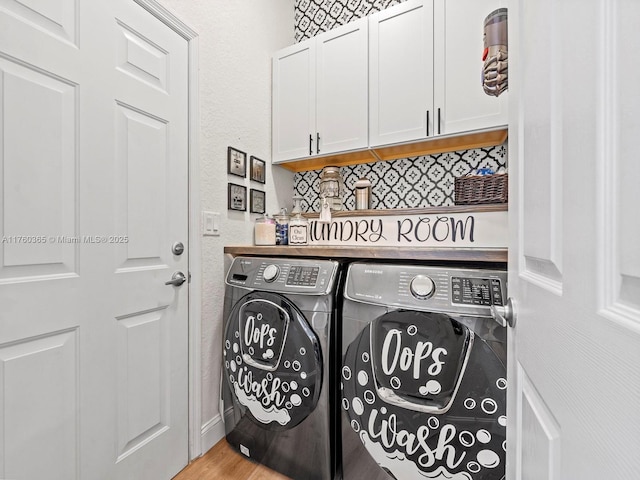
(342, 311, 506, 480)
(224, 291, 321, 430)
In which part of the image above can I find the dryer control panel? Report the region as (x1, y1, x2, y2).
(344, 262, 507, 317)
(226, 256, 339, 296)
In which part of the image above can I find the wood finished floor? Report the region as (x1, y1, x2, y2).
(173, 439, 292, 480)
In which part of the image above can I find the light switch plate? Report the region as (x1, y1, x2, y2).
(202, 211, 220, 236)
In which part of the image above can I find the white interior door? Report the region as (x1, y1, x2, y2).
(507, 0, 640, 479)
(109, 2, 189, 478)
(0, 1, 190, 479)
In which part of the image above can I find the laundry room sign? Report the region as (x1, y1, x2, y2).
(307, 210, 507, 248)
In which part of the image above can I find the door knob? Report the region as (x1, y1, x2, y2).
(491, 297, 517, 328)
(165, 271, 187, 287)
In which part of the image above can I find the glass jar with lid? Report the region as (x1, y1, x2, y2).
(254, 214, 276, 245)
(318, 166, 344, 211)
(289, 212, 309, 245)
(274, 208, 290, 245)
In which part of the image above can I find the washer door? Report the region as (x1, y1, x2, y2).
(342, 310, 506, 480)
(224, 291, 322, 430)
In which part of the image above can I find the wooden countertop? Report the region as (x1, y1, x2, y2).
(223, 245, 507, 264)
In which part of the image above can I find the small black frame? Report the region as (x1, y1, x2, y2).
(228, 183, 247, 211)
(227, 146, 247, 178)
(250, 156, 266, 184)
(250, 189, 266, 214)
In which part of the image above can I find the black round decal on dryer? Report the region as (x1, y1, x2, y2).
(224, 291, 322, 430)
(342, 311, 507, 480)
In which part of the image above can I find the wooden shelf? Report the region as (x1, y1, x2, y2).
(373, 128, 508, 161)
(302, 203, 507, 218)
(274, 128, 508, 173)
(274, 149, 378, 172)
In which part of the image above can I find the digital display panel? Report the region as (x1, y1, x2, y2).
(451, 277, 503, 306)
(286, 266, 319, 286)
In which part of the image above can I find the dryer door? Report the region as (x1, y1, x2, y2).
(223, 291, 322, 430)
(342, 310, 506, 480)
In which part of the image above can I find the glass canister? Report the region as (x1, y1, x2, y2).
(289, 212, 309, 245)
(274, 208, 290, 245)
(319, 166, 344, 211)
(254, 214, 276, 246)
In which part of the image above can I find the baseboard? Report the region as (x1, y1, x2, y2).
(200, 414, 225, 454)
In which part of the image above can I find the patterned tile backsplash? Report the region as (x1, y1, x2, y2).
(293, 143, 508, 212)
(295, 0, 407, 42)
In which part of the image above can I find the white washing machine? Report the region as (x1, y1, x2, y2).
(340, 262, 507, 480)
(221, 256, 343, 480)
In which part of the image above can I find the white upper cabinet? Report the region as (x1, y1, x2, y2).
(434, 0, 508, 135)
(316, 20, 369, 157)
(272, 18, 368, 164)
(272, 0, 509, 164)
(369, 0, 434, 147)
(369, 0, 507, 148)
(272, 41, 316, 163)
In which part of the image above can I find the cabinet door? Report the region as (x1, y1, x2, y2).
(272, 41, 316, 163)
(316, 18, 368, 155)
(433, 0, 508, 135)
(369, 0, 434, 147)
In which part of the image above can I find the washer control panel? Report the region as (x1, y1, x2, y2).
(226, 256, 339, 295)
(286, 265, 320, 287)
(344, 262, 507, 317)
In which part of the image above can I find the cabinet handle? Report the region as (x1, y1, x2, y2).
(426, 110, 430, 136)
(316, 132, 320, 154)
(438, 108, 441, 135)
(309, 134, 313, 156)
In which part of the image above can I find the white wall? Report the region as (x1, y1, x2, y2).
(156, 0, 295, 453)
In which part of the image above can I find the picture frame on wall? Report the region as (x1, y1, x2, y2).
(227, 146, 247, 178)
(250, 156, 266, 184)
(228, 183, 247, 211)
(250, 189, 266, 214)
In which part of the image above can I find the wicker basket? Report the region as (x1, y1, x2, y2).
(454, 173, 508, 205)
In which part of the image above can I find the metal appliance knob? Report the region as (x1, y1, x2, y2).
(263, 264, 280, 283)
(410, 275, 435, 299)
